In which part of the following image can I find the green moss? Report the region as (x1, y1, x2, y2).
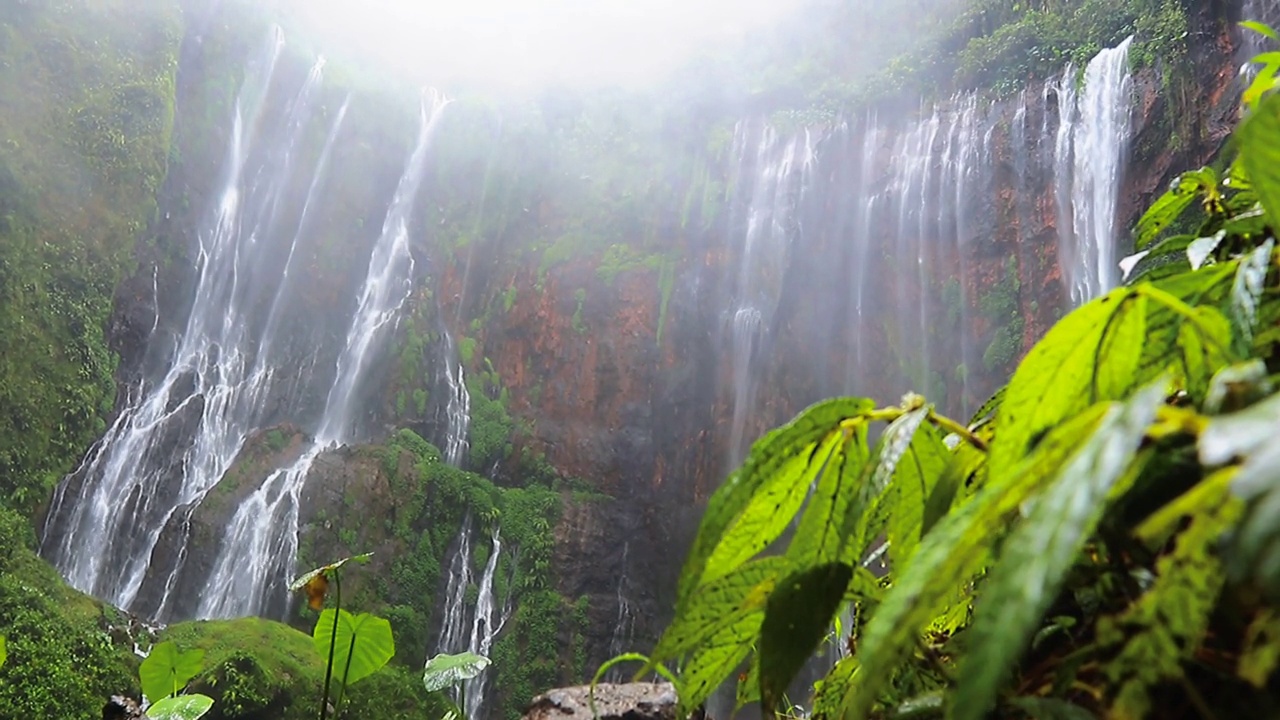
(656, 257, 676, 347)
(162, 616, 443, 720)
(0, 507, 139, 716)
(0, 0, 181, 514)
(572, 288, 588, 335)
(502, 284, 518, 313)
(458, 336, 478, 365)
(595, 243, 665, 285)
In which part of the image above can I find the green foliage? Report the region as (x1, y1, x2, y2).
(147, 694, 215, 720)
(0, 0, 180, 514)
(140, 641, 205, 703)
(162, 617, 446, 720)
(643, 56, 1280, 719)
(422, 651, 491, 692)
(0, 506, 138, 716)
(572, 288, 588, 335)
(312, 609, 395, 689)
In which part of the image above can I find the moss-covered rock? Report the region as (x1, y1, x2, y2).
(160, 616, 447, 719)
(0, 507, 140, 716)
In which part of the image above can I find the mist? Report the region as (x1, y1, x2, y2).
(272, 0, 812, 91)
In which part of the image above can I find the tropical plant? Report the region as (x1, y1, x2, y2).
(291, 553, 395, 719)
(423, 650, 491, 720)
(629, 27, 1280, 720)
(140, 640, 214, 720)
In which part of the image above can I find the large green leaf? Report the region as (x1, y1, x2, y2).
(1231, 239, 1275, 350)
(1239, 92, 1280, 223)
(313, 609, 395, 687)
(812, 656, 859, 720)
(651, 557, 790, 662)
(1135, 167, 1217, 250)
(841, 403, 1113, 720)
(423, 651, 490, 692)
(147, 694, 215, 720)
(1097, 483, 1241, 718)
(758, 563, 853, 715)
(140, 641, 205, 703)
(787, 424, 869, 567)
(952, 382, 1167, 720)
(676, 398, 875, 611)
(988, 287, 1145, 483)
(840, 405, 933, 565)
(886, 423, 949, 566)
(676, 612, 760, 717)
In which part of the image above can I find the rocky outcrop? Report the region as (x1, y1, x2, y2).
(523, 683, 680, 720)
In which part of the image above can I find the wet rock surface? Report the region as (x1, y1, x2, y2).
(523, 683, 680, 720)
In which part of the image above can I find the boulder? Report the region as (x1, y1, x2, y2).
(522, 683, 683, 720)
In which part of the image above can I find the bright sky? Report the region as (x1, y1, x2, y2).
(274, 0, 808, 91)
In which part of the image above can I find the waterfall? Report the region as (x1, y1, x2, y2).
(1241, 0, 1280, 74)
(1052, 36, 1136, 305)
(437, 519, 509, 720)
(723, 122, 819, 465)
(605, 543, 636, 682)
(441, 330, 472, 468)
(41, 29, 311, 612)
(438, 516, 475, 655)
(196, 90, 452, 620)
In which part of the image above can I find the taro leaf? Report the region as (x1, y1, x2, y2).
(1231, 239, 1274, 350)
(140, 641, 205, 703)
(313, 609, 394, 687)
(1240, 609, 1280, 687)
(651, 557, 790, 662)
(1136, 167, 1217, 250)
(759, 563, 852, 716)
(1186, 231, 1225, 270)
(289, 552, 374, 592)
(676, 398, 875, 613)
(146, 694, 215, 720)
(1239, 92, 1280, 222)
(1008, 696, 1096, 720)
(988, 287, 1145, 484)
(952, 381, 1168, 720)
(787, 423, 869, 568)
(1097, 482, 1241, 719)
(423, 651, 490, 693)
(886, 423, 949, 566)
(842, 402, 1114, 720)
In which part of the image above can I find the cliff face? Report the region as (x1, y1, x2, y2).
(27, 1, 1257, 718)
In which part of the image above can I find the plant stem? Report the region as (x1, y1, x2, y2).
(320, 573, 342, 720)
(929, 411, 989, 452)
(334, 632, 357, 714)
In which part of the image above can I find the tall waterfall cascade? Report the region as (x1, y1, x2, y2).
(437, 520, 510, 720)
(1052, 36, 1137, 305)
(723, 122, 820, 465)
(41, 26, 456, 622)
